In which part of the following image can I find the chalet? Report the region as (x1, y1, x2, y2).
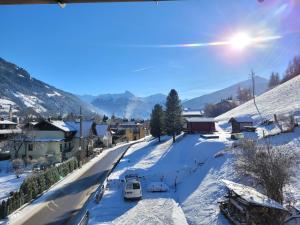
(184, 117, 216, 134)
(11, 119, 113, 163)
(0, 118, 21, 140)
(228, 117, 254, 133)
(220, 180, 289, 225)
(12, 119, 77, 163)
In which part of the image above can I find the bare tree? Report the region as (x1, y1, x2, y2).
(235, 139, 296, 204)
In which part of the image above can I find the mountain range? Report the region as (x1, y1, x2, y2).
(0, 57, 94, 117)
(78, 92, 167, 119)
(0, 57, 269, 119)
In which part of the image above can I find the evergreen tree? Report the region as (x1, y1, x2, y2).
(165, 89, 182, 143)
(282, 55, 300, 83)
(268, 72, 280, 88)
(150, 104, 164, 142)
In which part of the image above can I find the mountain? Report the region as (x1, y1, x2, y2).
(183, 76, 268, 109)
(79, 92, 166, 119)
(0, 57, 94, 117)
(216, 75, 300, 121)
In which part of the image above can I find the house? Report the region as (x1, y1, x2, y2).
(95, 124, 113, 147)
(12, 119, 77, 163)
(183, 117, 216, 133)
(111, 122, 146, 142)
(0, 118, 21, 140)
(11, 119, 113, 164)
(228, 117, 254, 133)
(220, 180, 289, 225)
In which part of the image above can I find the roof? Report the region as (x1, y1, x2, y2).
(185, 117, 215, 123)
(96, 124, 110, 136)
(49, 120, 77, 132)
(222, 179, 286, 211)
(0, 120, 17, 125)
(25, 138, 64, 142)
(182, 110, 203, 116)
(65, 121, 94, 138)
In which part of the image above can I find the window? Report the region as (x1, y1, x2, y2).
(133, 183, 140, 189)
(60, 144, 63, 152)
(28, 143, 33, 151)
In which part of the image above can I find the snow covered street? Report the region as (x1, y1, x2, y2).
(88, 133, 236, 225)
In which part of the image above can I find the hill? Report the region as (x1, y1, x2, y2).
(216, 75, 300, 122)
(183, 76, 268, 109)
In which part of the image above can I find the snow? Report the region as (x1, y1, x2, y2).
(0, 161, 28, 201)
(216, 75, 300, 122)
(46, 91, 62, 97)
(50, 120, 77, 132)
(185, 117, 215, 122)
(17, 74, 24, 78)
(87, 133, 234, 225)
(13, 92, 47, 113)
(222, 179, 286, 210)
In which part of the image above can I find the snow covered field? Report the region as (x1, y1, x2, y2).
(87, 133, 236, 225)
(0, 160, 28, 201)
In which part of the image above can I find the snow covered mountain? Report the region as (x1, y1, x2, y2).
(216, 75, 300, 122)
(79, 92, 167, 119)
(0, 57, 94, 117)
(183, 76, 268, 110)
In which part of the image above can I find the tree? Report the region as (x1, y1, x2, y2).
(237, 86, 252, 103)
(268, 72, 280, 88)
(236, 139, 296, 204)
(165, 89, 182, 143)
(282, 55, 300, 83)
(150, 104, 165, 142)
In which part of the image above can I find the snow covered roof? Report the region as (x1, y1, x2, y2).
(185, 117, 215, 123)
(96, 124, 110, 136)
(0, 120, 17, 125)
(65, 121, 94, 138)
(222, 179, 286, 210)
(25, 138, 64, 142)
(182, 110, 203, 116)
(49, 120, 77, 132)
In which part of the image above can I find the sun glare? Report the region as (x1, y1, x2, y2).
(229, 32, 252, 50)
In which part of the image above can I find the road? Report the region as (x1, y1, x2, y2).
(13, 144, 132, 225)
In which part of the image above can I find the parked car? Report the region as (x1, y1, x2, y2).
(124, 174, 142, 200)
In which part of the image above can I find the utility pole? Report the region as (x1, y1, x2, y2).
(251, 70, 263, 121)
(79, 106, 83, 153)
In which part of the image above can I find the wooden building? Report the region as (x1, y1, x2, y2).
(184, 117, 216, 134)
(228, 117, 254, 133)
(220, 179, 289, 225)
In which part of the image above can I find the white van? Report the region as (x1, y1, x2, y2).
(124, 174, 142, 200)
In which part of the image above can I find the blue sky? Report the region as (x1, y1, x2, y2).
(0, 0, 299, 99)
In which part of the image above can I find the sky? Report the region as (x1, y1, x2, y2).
(0, 0, 300, 99)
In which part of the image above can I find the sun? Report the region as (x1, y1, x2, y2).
(229, 32, 252, 50)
